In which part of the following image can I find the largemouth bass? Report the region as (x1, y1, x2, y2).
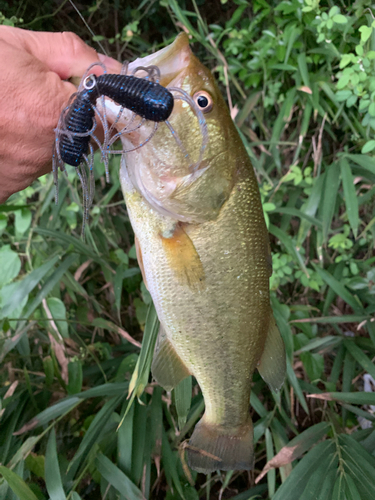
(108, 33, 286, 473)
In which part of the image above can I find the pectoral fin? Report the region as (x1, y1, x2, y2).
(151, 325, 190, 391)
(160, 223, 205, 291)
(257, 314, 286, 392)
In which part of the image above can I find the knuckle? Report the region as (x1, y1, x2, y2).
(60, 31, 94, 58)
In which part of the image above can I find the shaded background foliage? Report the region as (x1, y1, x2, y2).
(1, 1, 375, 499)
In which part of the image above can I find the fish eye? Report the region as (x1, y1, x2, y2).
(83, 75, 97, 90)
(193, 91, 213, 113)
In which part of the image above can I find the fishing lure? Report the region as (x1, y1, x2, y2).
(53, 62, 208, 234)
(59, 73, 174, 169)
(54, 63, 173, 220)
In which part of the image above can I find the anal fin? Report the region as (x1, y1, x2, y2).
(160, 223, 205, 291)
(257, 313, 286, 392)
(151, 325, 190, 391)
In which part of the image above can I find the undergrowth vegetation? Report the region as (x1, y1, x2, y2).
(1, 1, 375, 499)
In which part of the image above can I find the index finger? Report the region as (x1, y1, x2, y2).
(0, 26, 121, 79)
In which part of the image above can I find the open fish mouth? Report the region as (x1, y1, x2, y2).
(102, 32, 193, 126)
(102, 32, 208, 163)
(127, 33, 192, 86)
(98, 33, 210, 218)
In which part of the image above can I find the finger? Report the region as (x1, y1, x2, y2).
(98, 53, 123, 74)
(0, 26, 118, 80)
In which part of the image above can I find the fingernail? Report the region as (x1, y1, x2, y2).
(98, 53, 122, 74)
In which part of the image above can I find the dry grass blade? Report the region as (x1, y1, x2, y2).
(256, 422, 330, 483)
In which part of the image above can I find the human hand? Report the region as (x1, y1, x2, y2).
(0, 26, 121, 203)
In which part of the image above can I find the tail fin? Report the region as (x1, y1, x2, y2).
(186, 416, 254, 473)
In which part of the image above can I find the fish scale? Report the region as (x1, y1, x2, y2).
(115, 32, 286, 474)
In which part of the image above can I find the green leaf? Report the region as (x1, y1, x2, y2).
(0, 204, 30, 213)
(311, 392, 375, 405)
(67, 396, 123, 478)
(67, 360, 83, 395)
(272, 441, 336, 500)
(295, 336, 341, 354)
(317, 468, 337, 500)
(45, 429, 66, 500)
(340, 434, 375, 497)
(361, 140, 375, 154)
(12, 254, 78, 337)
(174, 376, 192, 430)
(0, 245, 21, 287)
(149, 386, 163, 457)
(299, 456, 337, 500)
(117, 401, 134, 477)
(311, 264, 364, 314)
(114, 264, 123, 314)
(18, 383, 129, 433)
(340, 54, 353, 69)
(300, 352, 324, 382)
(18, 398, 81, 432)
(34, 228, 110, 269)
(333, 14, 347, 24)
(343, 339, 375, 381)
(265, 429, 275, 497)
(321, 163, 340, 242)
(96, 453, 145, 500)
(284, 26, 301, 65)
(8, 437, 41, 469)
(0, 466, 39, 500)
(131, 399, 148, 485)
(297, 52, 310, 88)
(269, 224, 309, 277)
(346, 154, 375, 176)
(297, 174, 325, 246)
(46, 297, 69, 339)
(25, 454, 45, 479)
(287, 359, 309, 414)
(162, 428, 186, 500)
(15, 208, 32, 235)
(0, 255, 59, 319)
(340, 158, 359, 237)
(345, 475, 363, 500)
(368, 102, 375, 117)
(341, 403, 375, 422)
(43, 356, 54, 388)
(126, 302, 159, 412)
(336, 90, 352, 102)
(332, 475, 345, 500)
(346, 94, 357, 107)
(269, 207, 322, 229)
(359, 26, 372, 44)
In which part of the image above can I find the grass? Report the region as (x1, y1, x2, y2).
(1, 1, 375, 498)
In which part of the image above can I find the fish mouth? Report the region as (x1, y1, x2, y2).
(102, 32, 207, 168)
(102, 32, 194, 142)
(127, 32, 192, 87)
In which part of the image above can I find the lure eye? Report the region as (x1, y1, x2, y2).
(83, 75, 97, 90)
(193, 91, 213, 113)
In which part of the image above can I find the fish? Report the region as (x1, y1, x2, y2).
(106, 33, 286, 474)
